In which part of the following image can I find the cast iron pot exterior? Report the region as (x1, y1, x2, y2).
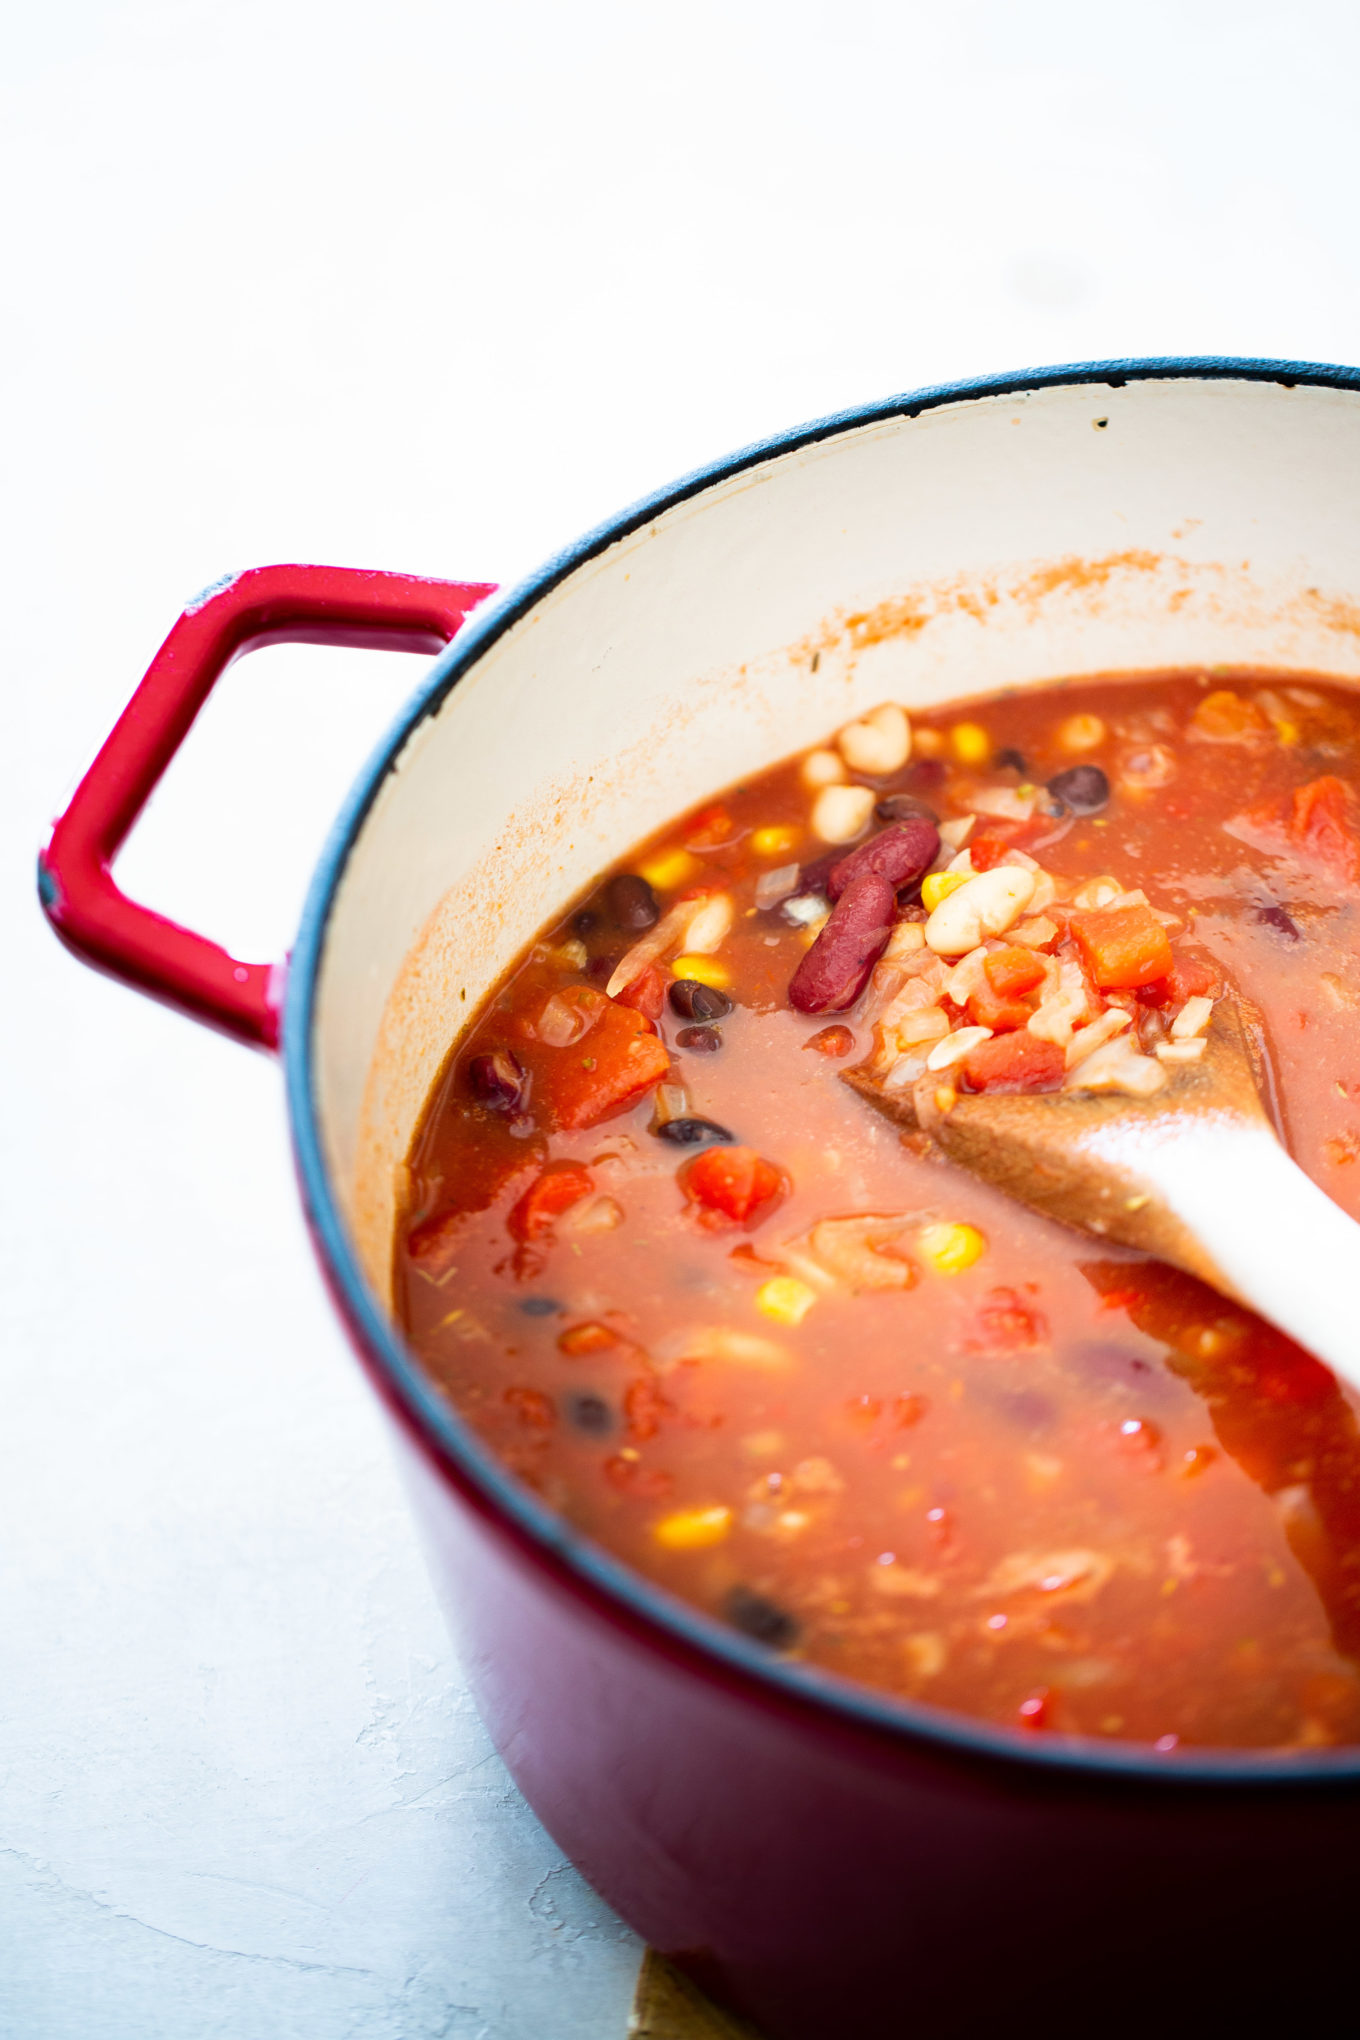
(43, 360, 1360, 2037)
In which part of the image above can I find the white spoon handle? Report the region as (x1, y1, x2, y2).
(1104, 1118, 1360, 1390)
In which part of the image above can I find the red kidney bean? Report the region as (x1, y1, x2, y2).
(787, 871, 896, 1013)
(826, 818, 939, 902)
(468, 1048, 526, 1110)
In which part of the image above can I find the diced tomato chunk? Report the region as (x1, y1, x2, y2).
(503, 1386, 556, 1428)
(538, 1001, 671, 1129)
(969, 819, 1047, 871)
(966, 985, 1033, 1033)
(406, 1209, 462, 1282)
(624, 1375, 673, 1441)
(984, 946, 1046, 998)
(958, 1031, 1065, 1094)
(1069, 904, 1174, 990)
(507, 1162, 595, 1243)
(615, 966, 666, 1022)
(1137, 953, 1222, 1009)
(1226, 774, 1360, 887)
(685, 803, 734, 848)
(681, 1144, 784, 1226)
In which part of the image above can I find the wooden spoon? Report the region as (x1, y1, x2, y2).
(845, 995, 1360, 1388)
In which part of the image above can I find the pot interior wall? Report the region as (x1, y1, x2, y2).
(309, 375, 1360, 1307)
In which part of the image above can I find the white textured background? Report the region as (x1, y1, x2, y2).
(7, 4, 1360, 2034)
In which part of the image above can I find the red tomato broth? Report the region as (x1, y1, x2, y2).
(397, 671, 1360, 1750)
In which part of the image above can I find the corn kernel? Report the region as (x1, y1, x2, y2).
(950, 721, 990, 766)
(671, 953, 731, 987)
(916, 1222, 986, 1275)
(654, 1504, 733, 1551)
(1056, 712, 1106, 754)
(751, 824, 800, 858)
(640, 848, 700, 892)
(920, 870, 970, 911)
(755, 1276, 818, 1326)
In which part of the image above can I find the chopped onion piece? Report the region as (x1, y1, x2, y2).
(1171, 995, 1215, 1041)
(1156, 1039, 1207, 1064)
(927, 1025, 993, 1071)
(755, 862, 801, 909)
(1065, 1007, 1132, 1070)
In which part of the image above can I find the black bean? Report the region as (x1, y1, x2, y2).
(520, 1296, 561, 1317)
(676, 1024, 722, 1052)
(607, 872, 660, 932)
(669, 978, 733, 1020)
(565, 1391, 613, 1435)
(996, 746, 1029, 775)
(1253, 901, 1302, 941)
(573, 907, 601, 936)
(875, 793, 939, 825)
(588, 950, 623, 981)
(654, 1116, 735, 1147)
(1047, 764, 1110, 815)
(725, 1585, 800, 1650)
(468, 1049, 526, 1111)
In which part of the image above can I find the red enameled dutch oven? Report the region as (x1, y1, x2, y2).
(41, 361, 1360, 2037)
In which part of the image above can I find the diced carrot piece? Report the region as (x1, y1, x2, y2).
(958, 1032, 1066, 1094)
(681, 1145, 784, 1226)
(984, 946, 1046, 998)
(538, 1001, 671, 1129)
(1069, 904, 1174, 990)
(966, 985, 1033, 1033)
(615, 965, 666, 1023)
(507, 1162, 595, 1243)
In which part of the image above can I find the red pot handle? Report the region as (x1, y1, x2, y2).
(38, 563, 497, 1051)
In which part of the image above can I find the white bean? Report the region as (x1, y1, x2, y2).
(801, 747, 847, 788)
(924, 867, 1037, 956)
(811, 783, 875, 844)
(837, 703, 911, 777)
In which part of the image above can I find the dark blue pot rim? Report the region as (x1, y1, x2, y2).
(284, 355, 1360, 1790)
